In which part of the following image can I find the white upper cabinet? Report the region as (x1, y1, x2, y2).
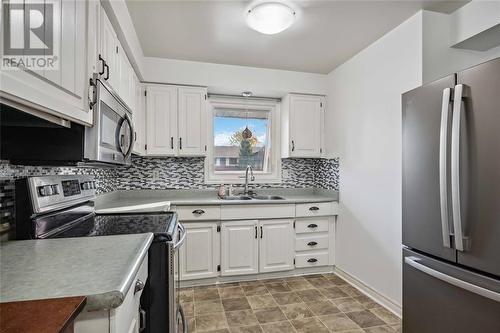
(178, 87, 208, 156)
(145, 85, 178, 156)
(220, 220, 259, 276)
(282, 94, 325, 158)
(99, 8, 118, 90)
(0, 0, 91, 125)
(259, 219, 294, 273)
(132, 76, 145, 155)
(144, 85, 207, 157)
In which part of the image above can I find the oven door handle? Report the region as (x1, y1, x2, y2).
(178, 305, 188, 333)
(173, 223, 187, 250)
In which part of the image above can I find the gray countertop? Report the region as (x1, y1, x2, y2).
(0, 233, 153, 311)
(94, 188, 338, 214)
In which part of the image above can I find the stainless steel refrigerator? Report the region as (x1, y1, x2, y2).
(402, 57, 500, 332)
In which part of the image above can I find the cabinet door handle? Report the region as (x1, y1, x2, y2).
(291, 140, 295, 152)
(171, 137, 174, 149)
(192, 209, 205, 215)
(179, 137, 182, 150)
(307, 241, 318, 246)
(134, 279, 145, 294)
(260, 226, 263, 239)
(98, 54, 105, 75)
(309, 206, 319, 211)
(307, 258, 318, 263)
(255, 226, 258, 239)
(104, 63, 110, 80)
(307, 224, 318, 228)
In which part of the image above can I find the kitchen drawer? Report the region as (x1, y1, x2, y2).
(221, 204, 295, 220)
(296, 202, 337, 217)
(177, 205, 221, 221)
(295, 233, 329, 251)
(295, 217, 330, 234)
(295, 252, 329, 268)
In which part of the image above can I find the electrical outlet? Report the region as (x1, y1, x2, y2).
(151, 170, 160, 180)
(282, 169, 290, 178)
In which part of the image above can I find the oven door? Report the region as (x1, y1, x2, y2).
(173, 223, 187, 333)
(85, 76, 134, 165)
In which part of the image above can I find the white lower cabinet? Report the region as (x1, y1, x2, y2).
(259, 219, 295, 273)
(221, 220, 259, 276)
(74, 256, 148, 333)
(178, 202, 337, 284)
(179, 222, 220, 280)
(220, 219, 294, 276)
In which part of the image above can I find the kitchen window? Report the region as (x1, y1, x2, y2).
(205, 98, 281, 183)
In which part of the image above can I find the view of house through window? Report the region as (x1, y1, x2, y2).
(213, 108, 271, 173)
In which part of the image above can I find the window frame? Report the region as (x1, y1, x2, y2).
(205, 97, 281, 184)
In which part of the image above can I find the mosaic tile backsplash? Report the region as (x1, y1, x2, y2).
(0, 156, 339, 230)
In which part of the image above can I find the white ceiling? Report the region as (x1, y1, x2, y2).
(126, 0, 468, 74)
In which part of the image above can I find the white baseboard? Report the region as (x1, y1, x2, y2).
(180, 266, 335, 288)
(333, 267, 402, 317)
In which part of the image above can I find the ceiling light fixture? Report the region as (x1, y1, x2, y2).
(246, 2, 296, 35)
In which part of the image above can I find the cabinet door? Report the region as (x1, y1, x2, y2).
(132, 77, 145, 155)
(0, 0, 90, 125)
(289, 95, 322, 157)
(221, 220, 259, 276)
(99, 7, 118, 90)
(179, 222, 220, 281)
(259, 219, 294, 273)
(178, 87, 207, 156)
(117, 44, 132, 107)
(145, 85, 178, 155)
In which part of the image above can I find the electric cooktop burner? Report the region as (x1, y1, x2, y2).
(52, 212, 177, 242)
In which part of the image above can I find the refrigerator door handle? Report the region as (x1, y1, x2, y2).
(405, 257, 500, 303)
(451, 84, 465, 251)
(439, 87, 452, 248)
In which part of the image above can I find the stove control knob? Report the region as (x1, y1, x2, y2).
(51, 185, 59, 195)
(81, 182, 90, 190)
(38, 185, 53, 197)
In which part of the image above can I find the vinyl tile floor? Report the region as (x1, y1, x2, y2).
(179, 273, 401, 333)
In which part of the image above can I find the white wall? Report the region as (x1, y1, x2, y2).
(142, 57, 327, 97)
(325, 12, 423, 312)
(422, 9, 500, 84)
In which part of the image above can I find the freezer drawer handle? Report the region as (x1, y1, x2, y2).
(307, 258, 318, 263)
(439, 87, 452, 248)
(451, 84, 465, 251)
(405, 257, 500, 303)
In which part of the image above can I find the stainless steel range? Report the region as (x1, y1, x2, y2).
(14, 175, 187, 333)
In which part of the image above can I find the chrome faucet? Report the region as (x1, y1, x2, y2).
(243, 165, 255, 195)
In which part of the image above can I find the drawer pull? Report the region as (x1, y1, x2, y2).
(192, 209, 205, 215)
(307, 241, 318, 246)
(307, 258, 318, 263)
(309, 206, 320, 211)
(307, 224, 318, 228)
(134, 279, 145, 294)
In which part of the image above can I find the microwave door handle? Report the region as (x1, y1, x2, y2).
(123, 113, 135, 159)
